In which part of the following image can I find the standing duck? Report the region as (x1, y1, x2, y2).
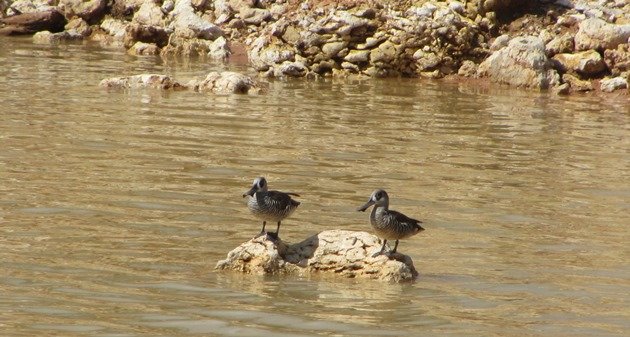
(243, 177, 300, 239)
(357, 189, 424, 257)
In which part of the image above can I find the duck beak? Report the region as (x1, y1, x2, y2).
(357, 199, 374, 212)
(243, 186, 256, 198)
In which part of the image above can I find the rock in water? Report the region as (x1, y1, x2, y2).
(215, 229, 419, 282)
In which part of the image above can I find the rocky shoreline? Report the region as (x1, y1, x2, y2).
(1, 0, 628, 94)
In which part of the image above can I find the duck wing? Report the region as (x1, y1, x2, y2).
(388, 209, 423, 228)
(266, 190, 301, 207)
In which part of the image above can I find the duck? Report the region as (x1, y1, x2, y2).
(243, 177, 300, 239)
(357, 189, 424, 257)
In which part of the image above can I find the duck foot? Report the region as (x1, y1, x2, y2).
(266, 231, 279, 241)
(371, 250, 386, 258)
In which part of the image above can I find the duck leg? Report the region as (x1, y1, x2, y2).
(255, 221, 267, 238)
(392, 240, 399, 254)
(372, 239, 388, 257)
(267, 221, 281, 240)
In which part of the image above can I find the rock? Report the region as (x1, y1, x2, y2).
(170, 0, 223, 40)
(124, 23, 169, 49)
(65, 17, 91, 37)
(574, 17, 630, 51)
(415, 51, 441, 72)
(240, 8, 271, 26)
(562, 73, 593, 92)
(189, 71, 262, 94)
(553, 82, 570, 95)
(0, 9, 66, 35)
(248, 36, 295, 71)
(215, 230, 419, 282)
(458, 60, 477, 77)
(552, 50, 607, 76)
(32, 30, 82, 44)
(273, 61, 308, 77)
(132, 0, 164, 26)
(600, 76, 628, 92)
(321, 41, 347, 59)
(604, 44, 630, 76)
(490, 34, 510, 51)
(312, 10, 372, 36)
(370, 40, 398, 64)
(100, 17, 128, 40)
(58, 0, 107, 24)
(545, 33, 574, 56)
(5, 0, 56, 16)
(99, 74, 184, 90)
(343, 49, 370, 63)
(111, 0, 145, 18)
(128, 41, 160, 55)
(208, 36, 230, 60)
(477, 36, 560, 89)
(161, 0, 175, 14)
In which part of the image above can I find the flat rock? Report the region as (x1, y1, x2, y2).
(215, 229, 419, 282)
(189, 71, 262, 94)
(99, 74, 184, 90)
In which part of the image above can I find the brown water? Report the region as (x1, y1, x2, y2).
(1, 37, 628, 337)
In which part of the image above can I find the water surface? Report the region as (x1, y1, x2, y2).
(1, 37, 629, 336)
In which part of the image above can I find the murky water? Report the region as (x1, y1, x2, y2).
(1, 37, 628, 336)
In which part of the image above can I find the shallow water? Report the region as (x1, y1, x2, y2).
(0, 37, 628, 336)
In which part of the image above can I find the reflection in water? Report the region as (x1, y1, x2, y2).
(1, 37, 629, 336)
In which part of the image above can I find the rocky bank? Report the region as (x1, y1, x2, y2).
(1, 0, 628, 94)
(216, 230, 419, 282)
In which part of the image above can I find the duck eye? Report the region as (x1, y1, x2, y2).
(375, 192, 381, 200)
(258, 180, 265, 188)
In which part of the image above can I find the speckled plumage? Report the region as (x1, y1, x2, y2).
(358, 189, 424, 256)
(243, 177, 300, 238)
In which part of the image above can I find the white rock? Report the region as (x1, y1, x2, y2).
(99, 74, 183, 89)
(100, 17, 128, 39)
(189, 71, 261, 94)
(600, 76, 628, 92)
(132, 1, 164, 26)
(575, 17, 630, 51)
(478, 36, 561, 89)
(215, 230, 419, 282)
(170, 0, 223, 40)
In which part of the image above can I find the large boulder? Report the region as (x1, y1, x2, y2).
(478, 36, 560, 89)
(215, 230, 419, 282)
(574, 18, 630, 51)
